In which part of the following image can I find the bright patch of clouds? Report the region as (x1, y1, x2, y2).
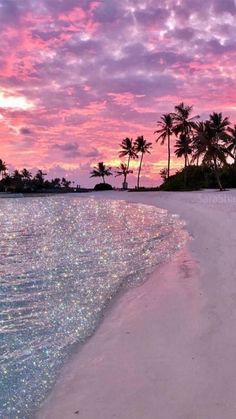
(0, 91, 34, 110)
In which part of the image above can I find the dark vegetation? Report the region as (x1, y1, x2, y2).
(0, 166, 89, 193)
(94, 183, 113, 191)
(159, 165, 236, 191)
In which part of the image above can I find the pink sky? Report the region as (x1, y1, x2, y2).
(0, 0, 236, 187)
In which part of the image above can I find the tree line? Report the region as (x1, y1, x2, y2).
(90, 102, 236, 191)
(0, 165, 73, 193)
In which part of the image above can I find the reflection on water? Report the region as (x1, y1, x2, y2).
(0, 196, 186, 418)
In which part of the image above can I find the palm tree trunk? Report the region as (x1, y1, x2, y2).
(127, 155, 131, 171)
(167, 133, 170, 178)
(137, 153, 144, 189)
(184, 154, 187, 188)
(102, 175, 105, 184)
(213, 157, 223, 191)
(126, 155, 131, 188)
(184, 154, 187, 169)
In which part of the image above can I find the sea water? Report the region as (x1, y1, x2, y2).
(0, 196, 186, 418)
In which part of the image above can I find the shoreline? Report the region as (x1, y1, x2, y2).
(38, 190, 236, 419)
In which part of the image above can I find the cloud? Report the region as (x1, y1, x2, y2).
(52, 142, 100, 159)
(20, 127, 33, 135)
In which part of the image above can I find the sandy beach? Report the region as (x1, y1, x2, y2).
(38, 190, 236, 419)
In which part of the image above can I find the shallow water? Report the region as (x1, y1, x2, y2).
(0, 196, 186, 418)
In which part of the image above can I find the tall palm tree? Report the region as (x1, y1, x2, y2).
(90, 162, 112, 184)
(172, 102, 199, 187)
(119, 137, 138, 172)
(0, 159, 7, 180)
(154, 113, 173, 178)
(227, 125, 236, 164)
(134, 136, 152, 189)
(193, 121, 228, 190)
(173, 102, 199, 152)
(115, 163, 133, 188)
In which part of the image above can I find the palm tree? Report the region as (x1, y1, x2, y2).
(175, 134, 192, 168)
(160, 168, 168, 182)
(119, 137, 138, 172)
(227, 125, 236, 164)
(134, 136, 152, 189)
(61, 177, 71, 188)
(90, 162, 112, 184)
(209, 112, 230, 142)
(13, 170, 22, 181)
(11, 170, 23, 191)
(193, 121, 228, 190)
(172, 102, 199, 138)
(173, 102, 199, 154)
(172, 102, 199, 187)
(0, 159, 7, 180)
(1, 174, 12, 192)
(51, 178, 61, 188)
(115, 163, 133, 188)
(34, 169, 47, 188)
(154, 113, 173, 178)
(21, 168, 32, 180)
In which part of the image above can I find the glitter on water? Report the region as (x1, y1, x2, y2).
(0, 196, 187, 418)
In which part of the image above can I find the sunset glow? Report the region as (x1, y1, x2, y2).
(0, 0, 236, 186)
(0, 91, 34, 110)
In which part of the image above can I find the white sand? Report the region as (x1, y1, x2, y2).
(38, 190, 236, 419)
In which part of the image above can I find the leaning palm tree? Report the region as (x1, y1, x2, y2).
(115, 163, 133, 189)
(154, 113, 173, 178)
(227, 125, 236, 164)
(119, 137, 138, 171)
(193, 121, 228, 190)
(0, 159, 7, 180)
(134, 136, 152, 189)
(90, 162, 112, 184)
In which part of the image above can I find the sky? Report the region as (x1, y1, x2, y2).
(0, 0, 236, 187)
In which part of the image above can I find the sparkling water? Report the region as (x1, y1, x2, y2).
(0, 196, 186, 418)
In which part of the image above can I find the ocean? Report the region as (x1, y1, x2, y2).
(0, 195, 186, 418)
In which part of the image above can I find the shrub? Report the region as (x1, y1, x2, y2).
(94, 183, 113, 191)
